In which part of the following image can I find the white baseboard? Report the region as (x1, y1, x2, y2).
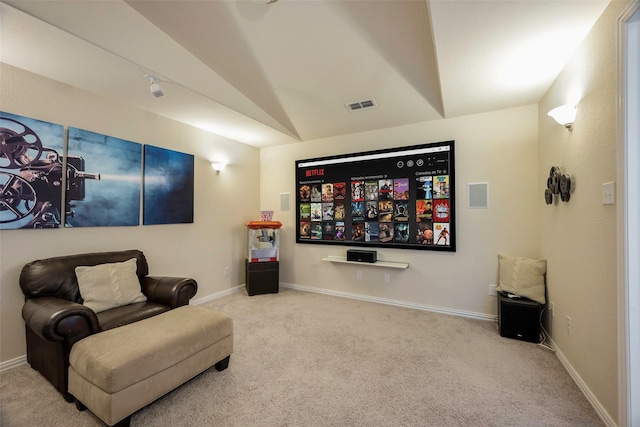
(0, 355, 27, 372)
(191, 284, 244, 306)
(542, 328, 617, 427)
(2, 284, 487, 373)
(280, 282, 495, 321)
(287, 283, 615, 427)
(2, 281, 614, 427)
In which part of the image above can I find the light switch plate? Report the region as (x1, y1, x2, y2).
(602, 181, 615, 205)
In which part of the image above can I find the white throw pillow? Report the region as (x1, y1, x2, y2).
(75, 258, 147, 313)
(496, 255, 547, 304)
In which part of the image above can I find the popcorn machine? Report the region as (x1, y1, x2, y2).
(245, 213, 282, 296)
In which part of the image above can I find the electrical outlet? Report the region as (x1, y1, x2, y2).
(384, 273, 391, 283)
(223, 266, 230, 276)
(550, 302, 554, 317)
(357, 271, 362, 280)
(488, 284, 497, 296)
(566, 315, 572, 336)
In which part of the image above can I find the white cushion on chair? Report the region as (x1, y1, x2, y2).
(496, 255, 546, 304)
(75, 258, 146, 313)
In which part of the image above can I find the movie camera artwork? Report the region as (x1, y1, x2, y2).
(66, 127, 141, 227)
(1, 112, 67, 229)
(1, 111, 195, 229)
(296, 141, 456, 252)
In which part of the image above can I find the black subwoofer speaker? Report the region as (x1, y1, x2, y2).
(498, 292, 541, 343)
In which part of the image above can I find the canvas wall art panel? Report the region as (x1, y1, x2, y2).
(66, 127, 142, 227)
(143, 145, 194, 225)
(1, 111, 65, 229)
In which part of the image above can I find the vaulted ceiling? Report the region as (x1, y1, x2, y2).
(1, 0, 610, 147)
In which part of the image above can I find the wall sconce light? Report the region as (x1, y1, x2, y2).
(211, 162, 226, 175)
(547, 104, 577, 131)
(144, 74, 164, 98)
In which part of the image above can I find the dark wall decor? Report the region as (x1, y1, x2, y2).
(296, 141, 456, 251)
(143, 145, 194, 225)
(66, 128, 142, 227)
(1, 111, 65, 229)
(545, 166, 572, 204)
(2, 112, 196, 229)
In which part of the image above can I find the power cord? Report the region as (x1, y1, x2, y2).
(537, 306, 555, 352)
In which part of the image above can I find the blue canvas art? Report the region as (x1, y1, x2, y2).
(66, 128, 142, 227)
(1, 111, 64, 229)
(143, 145, 194, 225)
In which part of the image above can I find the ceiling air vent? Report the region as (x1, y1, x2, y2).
(345, 98, 377, 112)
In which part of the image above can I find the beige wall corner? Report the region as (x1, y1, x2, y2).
(538, 1, 630, 423)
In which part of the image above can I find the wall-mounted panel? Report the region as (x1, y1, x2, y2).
(143, 145, 194, 225)
(296, 141, 455, 251)
(66, 127, 142, 227)
(1, 111, 64, 229)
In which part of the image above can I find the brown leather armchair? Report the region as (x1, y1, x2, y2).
(19, 249, 197, 401)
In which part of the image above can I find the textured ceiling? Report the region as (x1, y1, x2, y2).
(0, 0, 610, 147)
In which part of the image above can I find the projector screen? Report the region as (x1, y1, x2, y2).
(295, 140, 456, 252)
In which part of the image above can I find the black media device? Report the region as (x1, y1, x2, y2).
(346, 249, 377, 263)
(498, 292, 541, 343)
(245, 260, 279, 296)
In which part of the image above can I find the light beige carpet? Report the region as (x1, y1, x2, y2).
(1, 287, 602, 426)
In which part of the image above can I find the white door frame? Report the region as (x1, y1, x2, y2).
(618, 2, 640, 426)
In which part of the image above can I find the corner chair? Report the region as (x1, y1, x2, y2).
(19, 249, 197, 402)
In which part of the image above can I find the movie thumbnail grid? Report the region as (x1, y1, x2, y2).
(299, 176, 451, 246)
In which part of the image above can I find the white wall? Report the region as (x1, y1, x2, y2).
(0, 63, 261, 363)
(539, 1, 628, 423)
(260, 104, 539, 316)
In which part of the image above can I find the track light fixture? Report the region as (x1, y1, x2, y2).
(144, 74, 164, 98)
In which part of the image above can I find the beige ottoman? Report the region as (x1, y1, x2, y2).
(68, 306, 233, 426)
